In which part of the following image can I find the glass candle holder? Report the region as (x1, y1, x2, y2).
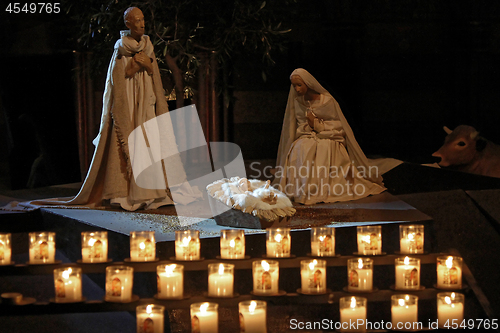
(339, 296, 367, 332)
(81, 231, 108, 263)
(310, 227, 335, 256)
(53, 266, 82, 303)
(395, 257, 420, 290)
(239, 300, 267, 333)
(29, 232, 56, 264)
(136, 304, 164, 333)
(437, 292, 464, 328)
(0, 233, 12, 265)
(191, 302, 218, 333)
(156, 263, 183, 299)
(220, 229, 245, 259)
(175, 230, 200, 260)
(300, 259, 326, 294)
(436, 256, 463, 290)
(208, 263, 234, 297)
(130, 231, 156, 261)
(105, 265, 134, 302)
(266, 228, 291, 258)
(347, 258, 373, 292)
(357, 226, 382, 255)
(399, 225, 424, 254)
(391, 294, 418, 330)
(252, 260, 279, 295)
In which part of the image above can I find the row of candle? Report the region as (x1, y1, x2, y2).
(48, 254, 463, 305)
(135, 292, 464, 333)
(0, 224, 422, 265)
(134, 301, 267, 333)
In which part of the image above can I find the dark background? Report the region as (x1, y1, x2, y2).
(1, 0, 500, 190)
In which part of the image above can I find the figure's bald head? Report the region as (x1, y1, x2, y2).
(124, 7, 145, 40)
(124, 7, 142, 25)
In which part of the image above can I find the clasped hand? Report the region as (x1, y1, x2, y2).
(306, 110, 317, 129)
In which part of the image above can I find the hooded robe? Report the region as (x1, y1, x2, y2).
(273, 68, 401, 205)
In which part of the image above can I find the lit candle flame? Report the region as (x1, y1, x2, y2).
(358, 259, 363, 269)
(262, 260, 270, 271)
(249, 301, 257, 313)
(62, 268, 72, 279)
(319, 236, 325, 242)
(309, 259, 317, 270)
(275, 233, 282, 243)
(451, 292, 455, 300)
(139, 242, 146, 250)
(350, 297, 356, 308)
(362, 235, 371, 243)
(88, 238, 96, 247)
(165, 264, 176, 275)
(399, 299, 405, 306)
(405, 295, 409, 301)
(218, 263, 224, 275)
(445, 296, 451, 305)
(200, 302, 209, 313)
(446, 256, 453, 269)
(182, 236, 191, 246)
(230, 239, 235, 248)
(404, 256, 410, 265)
(408, 233, 414, 241)
(146, 305, 152, 314)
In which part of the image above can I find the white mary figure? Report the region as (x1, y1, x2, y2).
(273, 68, 401, 205)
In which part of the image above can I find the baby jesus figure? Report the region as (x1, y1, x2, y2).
(207, 177, 295, 222)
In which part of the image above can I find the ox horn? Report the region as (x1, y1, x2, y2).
(443, 126, 453, 135)
(470, 131, 480, 140)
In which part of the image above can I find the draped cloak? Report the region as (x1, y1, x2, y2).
(30, 31, 200, 210)
(273, 68, 402, 204)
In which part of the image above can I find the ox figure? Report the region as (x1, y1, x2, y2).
(432, 125, 500, 178)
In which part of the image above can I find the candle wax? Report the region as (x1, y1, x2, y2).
(157, 271, 183, 298)
(340, 306, 367, 332)
(208, 272, 233, 297)
(240, 308, 266, 333)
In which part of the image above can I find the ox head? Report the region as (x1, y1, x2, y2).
(432, 125, 486, 167)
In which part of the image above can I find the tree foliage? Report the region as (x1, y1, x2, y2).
(64, 0, 296, 97)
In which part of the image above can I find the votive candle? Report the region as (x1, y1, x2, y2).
(266, 228, 291, 258)
(239, 300, 267, 333)
(53, 266, 82, 303)
(191, 302, 218, 333)
(130, 231, 155, 261)
(357, 226, 382, 255)
(220, 229, 245, 259)
(399, 225, 424, 254)
(105, 265, 134, 302)
(347, 258, 373, 292)
(437, 292, 464, 328)
(136, 304, 164, 333)
(157, 263, 183, 299)
(0, 233, 12, 265)
(208, 263, 234, 297)
(437, 256, 462, 290)
(252, 260, 279, 295)
(310, 227, 335, 256)
(175, 230, 200, 260)
(395, 256, 420, 290)
(391, 294, 418, 330)
(29, 232, 55, 264)
(81, 231, 108, 263)
(339, 296, 367, 332)
(300, 259, 326, 294)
